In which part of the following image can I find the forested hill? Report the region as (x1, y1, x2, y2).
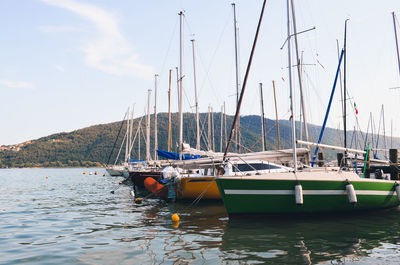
(0, 113, 397, 168)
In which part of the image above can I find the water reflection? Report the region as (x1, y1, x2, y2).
(221, 208, 400, 264)
(3, 168, 400, 264)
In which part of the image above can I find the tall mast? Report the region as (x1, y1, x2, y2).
(154, 74, 158, 160)
(272, 80, 281, 150)
(343, 19, 349, 165)
(128, 105, 135, 159)
(290, 0, 308, 142)
(212, 106, 215, 151)
(138, 122, 141, 160)
(287, 0, 297, 170)
(232, 3, 241, 153)
(146, 89, 152, 161)
(223, 0, 267, 160)
(125, 106, 130, 163)
(168, 69, 172, 152)
(391, 119, 393, 149)
(259, 83, 266, 151)
(224, 102, 227, 148)
(191, 39, 200, 150)
(208, 105, 211, 150)
(392, 12, 400, 78)
(178, 11, 184, 160)
(220, 105, 224, 152)
(336, 40, 344, 123)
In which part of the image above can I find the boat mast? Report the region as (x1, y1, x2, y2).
(138, 120, 141, 160)
(336, 40, 344, 124)
(343, 19, 349, 166)
(154, 74, 158, 160)
(223, 0, 267, 161)
(106, 110, 128, 166)
(232, 3, 241, 153)
(220, 105, 223, 152)
(224, 102, 227, 148)
(290, 0, 308, 143)
(392, 12, 400, 78)
(259, 83, 267, 151)
(391, 120, 393, 149)
(168, 69, 172, 152)
(272, 80, 281, 150)
(212, 106, 215, 151)
(128, 104, 135, 159)
(178, 11, 184, 160)
(208, 105, 211, 150)
(287, 0, 297, 170)
(191, 39, 200, 150)
(125, 106, 130, 164)
(146, 89, 152, 161)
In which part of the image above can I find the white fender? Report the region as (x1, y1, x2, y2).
(346, 183, 357, 204)
(295, 184, 303, 205)
(395, 184, 400, 202)
(130, 189, 135, 199)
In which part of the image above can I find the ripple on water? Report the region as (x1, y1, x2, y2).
(2, 168, 400, 264)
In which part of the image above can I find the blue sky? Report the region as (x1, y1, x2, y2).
(1, 0, 400, 146)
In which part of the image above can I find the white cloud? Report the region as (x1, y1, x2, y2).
(0, 78, 35, 89)
(40, 0, 153, 78)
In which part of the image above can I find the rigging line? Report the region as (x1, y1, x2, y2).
(302, 70, 325, 110)
(128, 115, 145, 157)
(199, 113, 210, 150)
(106, 110, 128, 165)
(223, 0, 267, 160)
(114, 132, 127, 165)
(249, 123, 278, 150)
(195, 8, 232, 104)
(157, 17, 179, 81)
(375, 106, 383, 154)
(233, 139, 254, 153)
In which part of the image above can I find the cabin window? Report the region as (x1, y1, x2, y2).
(232, 163, 280, 172)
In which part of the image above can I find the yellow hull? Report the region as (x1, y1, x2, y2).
(177, 176, 221, 200)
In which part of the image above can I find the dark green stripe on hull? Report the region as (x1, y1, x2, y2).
(216, 178, 399, 215)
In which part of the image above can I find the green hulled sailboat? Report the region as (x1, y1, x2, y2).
(216, 169, 400, 216)
(216, 0, 400, 217)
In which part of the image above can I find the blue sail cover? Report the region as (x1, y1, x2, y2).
(157, 150, 201, 160)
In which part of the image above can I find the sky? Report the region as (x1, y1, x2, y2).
(1, 0, 400, 146)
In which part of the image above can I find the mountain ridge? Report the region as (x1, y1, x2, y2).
(0, 113, 397, 168)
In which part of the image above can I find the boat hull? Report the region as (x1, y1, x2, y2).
(128, 170, 163, 188)
(216, 171, 399, 216)
(106, 168, 124, 176)
(177, 176, 221, 200)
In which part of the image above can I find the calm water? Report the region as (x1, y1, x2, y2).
(2, 168, 400, 264)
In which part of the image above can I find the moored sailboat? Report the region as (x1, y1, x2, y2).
(215, 0, 400, 217)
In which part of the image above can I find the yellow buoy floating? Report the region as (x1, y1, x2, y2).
(135, 197, 143, 204)
(171, 213, 180, 222)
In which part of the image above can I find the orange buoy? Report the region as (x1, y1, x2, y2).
(94, 171, 98, 175)
(144, 177, 168, 199)
(171, 213, 180, 222)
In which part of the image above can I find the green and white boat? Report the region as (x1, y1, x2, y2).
(216, 0, 400, 217)
(216, 168, 400, 216)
